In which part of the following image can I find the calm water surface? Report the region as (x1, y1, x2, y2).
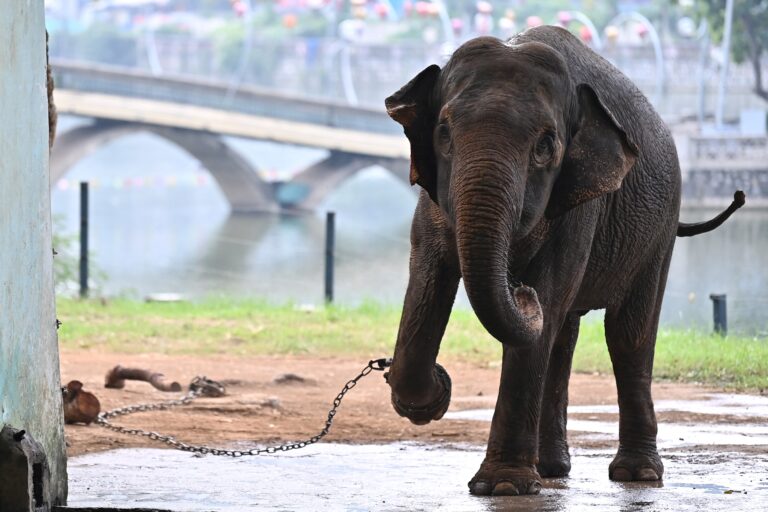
(52, 119, 768, 335)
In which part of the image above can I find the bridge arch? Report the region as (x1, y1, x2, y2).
(51, 121, 279, 213)
(286, 152, 413, 211)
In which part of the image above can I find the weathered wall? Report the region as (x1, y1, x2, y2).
(0, 1, 67, 506)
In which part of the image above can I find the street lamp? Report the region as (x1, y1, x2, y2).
(556, 10, 603, 51)
(226, 0, 254, 100)
(606, 12, 665, 104)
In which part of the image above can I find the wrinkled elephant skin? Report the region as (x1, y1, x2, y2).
(384, 26, 743, 496)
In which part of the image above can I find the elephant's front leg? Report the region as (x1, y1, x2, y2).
(468, 336, 554, 496)
(386, 194, 460, 425)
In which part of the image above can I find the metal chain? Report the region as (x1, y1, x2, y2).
(95, 358, 392, 457)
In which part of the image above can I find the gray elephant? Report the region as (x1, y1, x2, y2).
(384, 26, 744, 496)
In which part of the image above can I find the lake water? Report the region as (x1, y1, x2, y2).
(51, 118, 768, 336)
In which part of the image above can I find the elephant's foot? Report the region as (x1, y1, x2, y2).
(609, 449, 663, 481)
(536, 443, 571, 478)
(386, 363, 452, 425)
(468, 462, 542, 496)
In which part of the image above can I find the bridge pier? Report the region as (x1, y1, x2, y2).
(51, 121, 279, 213)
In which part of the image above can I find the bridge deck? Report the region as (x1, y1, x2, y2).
(54, 89, 409, 160)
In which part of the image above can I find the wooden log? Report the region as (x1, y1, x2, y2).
(104, 365, 182, 392)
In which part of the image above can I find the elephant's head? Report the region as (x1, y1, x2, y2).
(386, 37, 638, 347)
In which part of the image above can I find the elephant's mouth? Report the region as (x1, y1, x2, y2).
(386, 363, 452, 425)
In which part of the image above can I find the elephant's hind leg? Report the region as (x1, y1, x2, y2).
(604, 243, 674, 482)
(537, 312, 582, 477)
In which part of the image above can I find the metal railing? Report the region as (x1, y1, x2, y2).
(689, 135, 768, 171)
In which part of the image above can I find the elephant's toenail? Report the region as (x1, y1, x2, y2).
(492, 481, 520, 496)
(611, 468, 633, 481)
(637, 468, 660, 481)
(527, 481, 542, 494)
(469, 481, 492, 495)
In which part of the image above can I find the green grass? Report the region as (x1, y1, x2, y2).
(56, 297, 767, 390)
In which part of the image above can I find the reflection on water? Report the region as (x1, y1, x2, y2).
(51, 125, 768, 335)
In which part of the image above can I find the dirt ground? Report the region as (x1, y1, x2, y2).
(60, 351, 747, 457)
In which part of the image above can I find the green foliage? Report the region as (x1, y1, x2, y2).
(681, 0, 768, 101)
(57, 298, 768, 390)
(688, 0, 767, 64)
(51, 217, 107, 296)
(52, 217, 79, 294)
(574, 321, 768, 390)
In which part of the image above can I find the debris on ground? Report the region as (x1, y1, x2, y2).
(62, 380, 101, 425)
(105, 365, 182, 392)
(273, 373, 315, 385)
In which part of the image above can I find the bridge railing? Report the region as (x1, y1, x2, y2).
(53, 59, 400, 135)
(48, 31, 765, 118)
(689, 135, 768, 171)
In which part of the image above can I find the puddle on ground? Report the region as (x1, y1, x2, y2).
(569, 394, 768, 418)
(68, 443, 768, 511)
(68, 394, 768, 511)
(445, 393, 768, 448)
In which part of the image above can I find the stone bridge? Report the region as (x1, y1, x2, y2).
(51, 61, 411, 212)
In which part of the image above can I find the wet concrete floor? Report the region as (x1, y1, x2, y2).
(67, 393, 768, 511)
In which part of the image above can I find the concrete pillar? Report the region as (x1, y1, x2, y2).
(0, 1, 68, 507)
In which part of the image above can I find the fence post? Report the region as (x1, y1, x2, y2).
(709, 293, 727, 335)
(79, 181, 89, 298)
(324, 211, 335, 303)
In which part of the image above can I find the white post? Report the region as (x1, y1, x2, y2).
(715, 0, 735, 130)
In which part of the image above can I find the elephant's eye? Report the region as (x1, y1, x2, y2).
(436, 123, 452, 155)
(533, 132, 556, 167)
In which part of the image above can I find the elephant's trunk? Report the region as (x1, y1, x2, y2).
(453, 158, 544, 347)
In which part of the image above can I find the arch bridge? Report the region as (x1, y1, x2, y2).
(51, 61, 412, 212)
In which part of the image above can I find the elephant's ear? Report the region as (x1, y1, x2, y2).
(385, 64, 440, 202)
(546, 84, 639, 218)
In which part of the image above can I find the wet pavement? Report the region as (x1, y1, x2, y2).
(446, 394, 768, 449)
(67, 393, 768, 511)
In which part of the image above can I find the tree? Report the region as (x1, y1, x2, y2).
(695, 0, 768, 103)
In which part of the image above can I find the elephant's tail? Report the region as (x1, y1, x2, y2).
(677, 191, 745, 237)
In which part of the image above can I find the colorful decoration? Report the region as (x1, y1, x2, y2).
(557, 10, 572, 27)
(373, 3, 389, 19)
(282, 13, 298, 28)
(474, 1, 493, 35)
(579, 25, 592, 43)
(526, 16, 543, 28)
(605, 25, 619, 43)
(451, 17, 463, 36)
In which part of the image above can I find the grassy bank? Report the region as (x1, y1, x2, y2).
(56, 298, 767, 390)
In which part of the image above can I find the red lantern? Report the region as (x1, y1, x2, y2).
(283, 13, 298, 29)
(374, 3, 389, 19)
(579, 25, 592, 43)
(526, 16, 542, 28)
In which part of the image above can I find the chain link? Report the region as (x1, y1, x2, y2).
(95, 358, 392, 457)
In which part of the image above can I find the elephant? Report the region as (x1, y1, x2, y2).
(383, 25, 744, 497)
